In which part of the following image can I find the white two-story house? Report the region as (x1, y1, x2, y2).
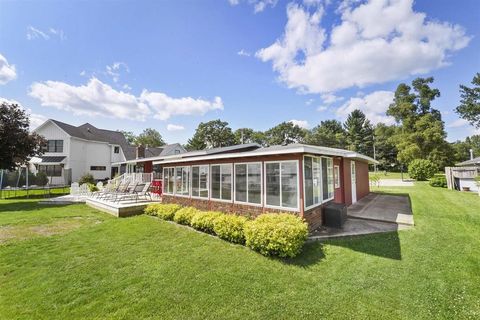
(30, 119, 185, 185)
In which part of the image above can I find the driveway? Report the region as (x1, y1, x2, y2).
(348, 193, 414, 226)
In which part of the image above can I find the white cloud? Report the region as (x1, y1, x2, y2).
(27, 26, 65, 41)
(228, 0, 278, 13)
(0, 97, 47, 129)
(29, 78, 151, 121)
(0, 54, 16, 85)
(317, 105, 328, 111)
(237, 49, 251, 57)
(167, 124, 185, 131)
(321, 92, 343, 104)
(106, 62, 129, 83)
(257, 0, 470, 93)
(305, 98, 314, 105)
(447, 118, 469, 128)
(29, 77, 223, 121)
(336, 90, 395, 125)
(289, 119, 310, 129)
(141, 91, 223, 120)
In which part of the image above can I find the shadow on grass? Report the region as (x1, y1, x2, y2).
(0, 201, 71, 213)
(327, 231, 402, 260)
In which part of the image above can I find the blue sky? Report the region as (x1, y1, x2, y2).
(0, 0, 479, 144)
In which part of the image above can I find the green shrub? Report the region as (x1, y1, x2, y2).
(86, 183, 98, 192)
(35, 172, 49, 186)
(244, 213, 308, 258)
(429, 176, 447, 188)
(191, 211, 223, 234)
(408, 159, 437, 181)
(79, 173, 95, 185)
(213, 214, 248, 244)
(144, 203, 182, 220)
(173, 207, 199, 225)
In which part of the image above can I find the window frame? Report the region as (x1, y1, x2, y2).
(210, 163, 233, 203)
(90, 166, 107, 171)
(191, 165, 209, 200)
(263, 160, 300, 212)
(303, 155, 323, 211)
(162, 167, 175, 195)
(234, 162, 263, 207)
(46, 140, 64, 153)
(39, 165, 62, 177)
(321, 156, 335, 203)
(114, 146, 120, 154)
(174, 166, 191, 198)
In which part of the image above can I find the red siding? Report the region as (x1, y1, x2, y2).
(342, 159, 353, 206)
(143, 161, 153, 173)
(356, 160, 370, 199)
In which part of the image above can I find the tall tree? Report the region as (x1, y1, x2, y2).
(455, 72, 480, 128)
(305, 120, 346, 149)
(234, 128, 267, 146)
(264, 122, 306, 146)
(343, 110, 374, 157)
(374, 123, 399, 170)
(119, 130, 136, 144)
(187, 119, 236, 150)
(0, 102, 46, 170)
(387, 77, 452, 169)
(135, 128, 165, 147)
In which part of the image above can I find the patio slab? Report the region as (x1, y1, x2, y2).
(377, 179, 414, 187)
(309, 218, 412, 241)
(86, 197, 159, 217)
(39, 195, 87, 205)
(348, 193, 414, 225)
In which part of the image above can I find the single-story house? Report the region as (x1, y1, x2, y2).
(136, 143, 377, 230)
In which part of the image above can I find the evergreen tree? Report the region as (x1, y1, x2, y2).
(455, 72, 480, 128)
(343, 110, 374, 157)
(264, 122, 306, 146)
(305, 120, 347, 149)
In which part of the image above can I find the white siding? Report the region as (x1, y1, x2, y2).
(459, 178, 479, 192)
(35, 121, 70, 157)
(85, 141, 112, 180)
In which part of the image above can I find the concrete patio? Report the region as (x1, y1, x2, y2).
(348, 193, 414, 225)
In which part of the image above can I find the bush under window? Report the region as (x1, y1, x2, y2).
(173, 207, 200, 225)
(190, 211, 223, 234)
(244, 213, 308, 258)
(144, 203, 182, 220)
(213, 214, 248, 244)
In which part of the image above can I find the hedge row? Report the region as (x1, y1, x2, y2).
(144, 204, 308, 258)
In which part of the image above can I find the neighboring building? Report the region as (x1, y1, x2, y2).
(445, 156, 480, 192)
(119, 143, 377, 230)
(30, 119, 186, 185)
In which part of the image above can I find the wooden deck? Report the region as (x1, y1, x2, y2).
(86, 197, 160, 217)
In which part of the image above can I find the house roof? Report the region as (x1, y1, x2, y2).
(456, 157, 480, 167)
(30, 156, 67, 164)
(151, 143, 378, 165)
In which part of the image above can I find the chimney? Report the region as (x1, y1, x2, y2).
(470, 149, 474, 160)
(136, 145, 145, 159)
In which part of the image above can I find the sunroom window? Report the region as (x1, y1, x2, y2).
(163, 167, 175, 194)
(211, 164, 232, 201)
(265, 161, 298, 209)
(304, 156, 321, 208)
(192, 165, 209, 198)
(235, 163, 262, 205)
(175, 166, 190, 196)
(321, 157, 334, 201)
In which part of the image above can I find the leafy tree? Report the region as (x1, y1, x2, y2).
(234, 128, 267, 146)
(343, 110, 374, 157)
(119, 130, 136, 144)
(452, 135, 480, 163)
(0, 102, 46, 170)
(374, 123, 399, 170)
(305, 120, 347, 149)
(187, 119, 236, 150)
(264, 122, 306, 146)
(387, 77, 452, 169)
(455, 73, 480, 128)
(135, 128, 165, 147)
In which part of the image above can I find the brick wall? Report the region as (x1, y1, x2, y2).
(303, 204, 324, 231)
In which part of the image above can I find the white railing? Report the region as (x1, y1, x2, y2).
(110, 172, 154, 185)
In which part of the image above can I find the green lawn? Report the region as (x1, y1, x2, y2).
(1, 183, 479, 319)
(369, 171, 410, 180)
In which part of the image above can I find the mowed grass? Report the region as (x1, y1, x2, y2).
(369, 171, 411, 180)
(1, 183, 480, 319)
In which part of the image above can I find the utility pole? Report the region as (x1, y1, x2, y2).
(373, 135, 377, 173)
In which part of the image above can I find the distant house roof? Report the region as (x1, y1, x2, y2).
(456, 157, 480, 167)
(30, 156, 67, 164)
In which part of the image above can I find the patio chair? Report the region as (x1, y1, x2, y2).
(114, 182, 142, 203)
(96, 181, 104, 191)
(135, 182, 152, 202)
(91, 182, 115, 199)
(79, 184, 90, 196)
(102, 180, 131, 200)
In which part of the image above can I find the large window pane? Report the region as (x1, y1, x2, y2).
(191, 166, 199, 197)
(247, 163, 262, 204)
(304, 157, 313, 207)
(221, 165, 232, 200)
(266, 163, 280, 206)
(313, 158, 321, 204)
(322, 158, 328, 200)
(327, 158, 334, 199)
(281, 162, 298, 208)
(175, 167, 183, 194)
(163, 167, 175, 194)
(235, 164, 247, 202)
(211, 165, 221, 199)
(199, 166, 209, 198)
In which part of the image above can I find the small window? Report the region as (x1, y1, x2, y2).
(211, 164, 232, 201)
(90, 166, 106, 171)
(334, 165, 340, 189)
(114, 146, 120, 154)
(45, 140, 63, 153)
